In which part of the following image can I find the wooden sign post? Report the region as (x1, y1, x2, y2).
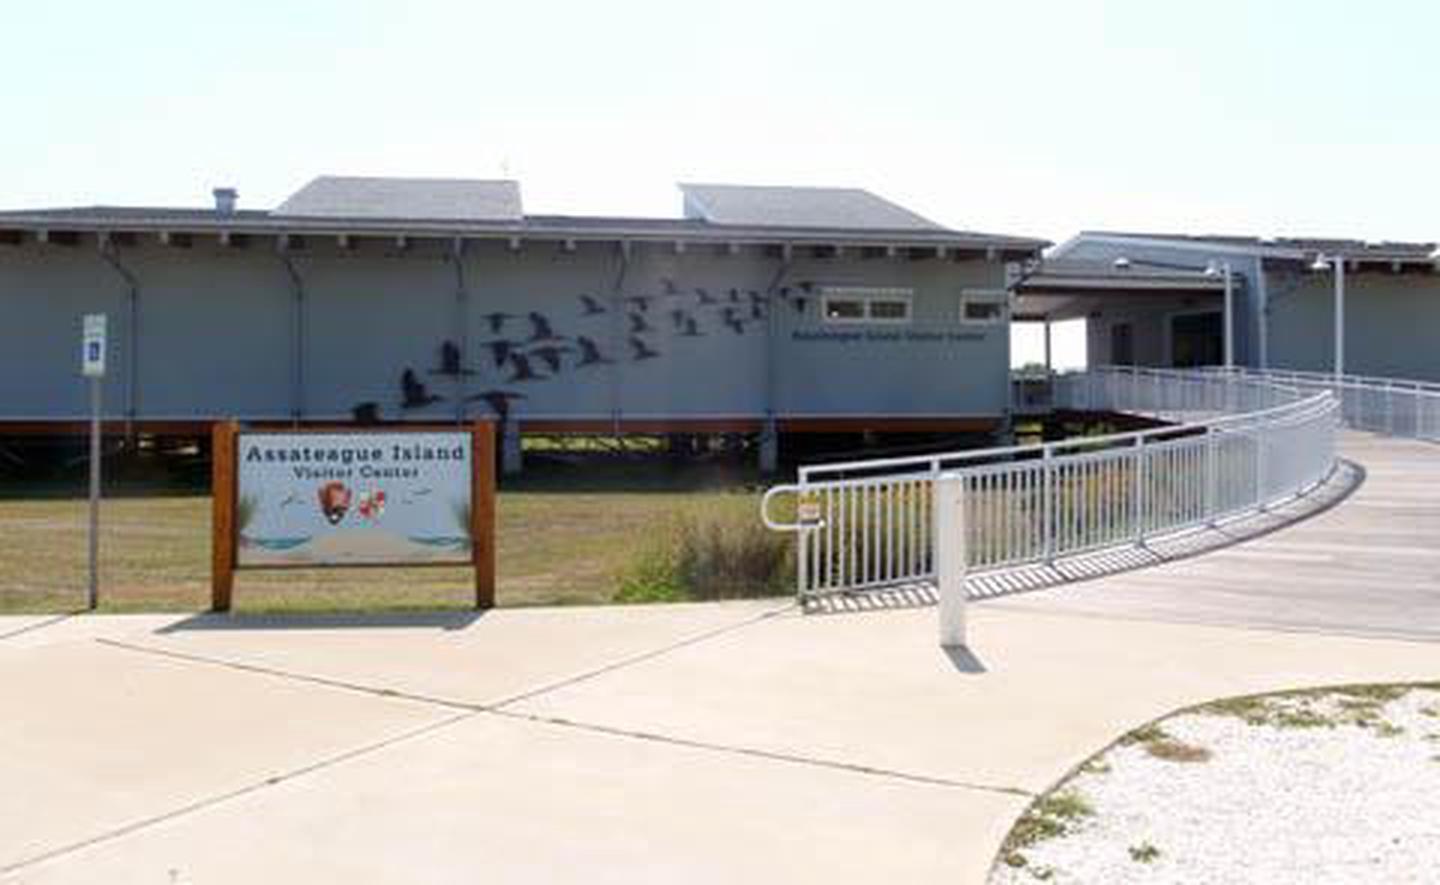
(211, 420, 497, 613)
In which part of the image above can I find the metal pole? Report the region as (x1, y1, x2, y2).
(1222, 262, 1234, 368)
(1334, 257, 1346, 379)
(88, 376, 101, 610)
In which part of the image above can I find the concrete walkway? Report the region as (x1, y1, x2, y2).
(2, 433, 1438, 884)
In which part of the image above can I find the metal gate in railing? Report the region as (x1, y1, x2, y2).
(761, 367, 1340, 599)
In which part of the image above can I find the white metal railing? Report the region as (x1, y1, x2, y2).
(1197, 367, 1440, 441)
(761, 366, 1340, 599)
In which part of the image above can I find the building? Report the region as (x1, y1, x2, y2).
(1019, 232, 1440, 379)
(0, 177, 1047, 471)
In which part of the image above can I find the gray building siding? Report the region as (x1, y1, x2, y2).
(0, 236, 1011, 426)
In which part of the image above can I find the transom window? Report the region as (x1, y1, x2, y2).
(821, 287, 913, 324)
(959, 290, 1009, 325)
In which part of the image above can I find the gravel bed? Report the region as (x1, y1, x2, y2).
(990, 685, 1440, 884)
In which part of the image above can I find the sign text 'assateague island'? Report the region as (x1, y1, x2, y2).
(236, 432, 472, 567)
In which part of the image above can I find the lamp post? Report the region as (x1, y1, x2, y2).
(1311, 254, 1346, 379)
(1204, 260, 1234, 368)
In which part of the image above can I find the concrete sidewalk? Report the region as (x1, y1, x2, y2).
(3, 597, 1437, 884)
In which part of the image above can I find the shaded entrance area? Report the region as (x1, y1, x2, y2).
(1014, 258, 1233, 369)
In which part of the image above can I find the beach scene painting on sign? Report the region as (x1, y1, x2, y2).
(236, 432, 473, 566)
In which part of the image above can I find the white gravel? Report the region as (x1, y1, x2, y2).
(991, 686, 1440, 884)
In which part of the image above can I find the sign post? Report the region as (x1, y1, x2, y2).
(81, 314, 107, 610)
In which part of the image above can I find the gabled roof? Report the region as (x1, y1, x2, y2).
(275, 176, 523, 222)
(678, 183, 943, 231)
(1065, 231, 1437, 263)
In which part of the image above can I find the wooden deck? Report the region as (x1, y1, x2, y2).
(988, 431, 1440, 642)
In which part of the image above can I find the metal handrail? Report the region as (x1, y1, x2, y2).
(765, 366, 1341, 599)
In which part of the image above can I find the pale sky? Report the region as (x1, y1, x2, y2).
(4, 0, 1432, 368)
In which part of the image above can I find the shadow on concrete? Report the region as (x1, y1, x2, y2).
(942, 645, 987, 674)
(156, 609, 487, 633)
(800, 458, 1365, 616)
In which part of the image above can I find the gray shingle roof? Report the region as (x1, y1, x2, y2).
(275, 176, 523, 221)
(1079, 231, 1437, 261)
(678, 183, 943, 231)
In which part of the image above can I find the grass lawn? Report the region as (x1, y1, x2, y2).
(0, 459, 773, 614)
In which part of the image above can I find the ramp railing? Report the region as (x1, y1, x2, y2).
(761, 367, 1340, 600)
(1198, 367, 1440, 441)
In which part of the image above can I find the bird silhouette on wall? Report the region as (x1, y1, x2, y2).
(507, 353, 545, 383)
(626, 295, 653, 313)
(400, 368, 444, 409)
(628, 312, 652, 334)
(750, 302, 767, 322)
(578, 294, 607, 316)
(484, 339, 516, 368)
(529, 344, 573, 373)
(482, 312, 515, 334)
(575, 336, 613, 367)
(791, 297, 808, 314)
(351, 401, 381, 424)
(695, 287, 718, 305)
(669, 308, 689, 330)
(629, 337, 661, 361)
(429, 340, 475, 377)
(721, 307, 746, 335)
(679, 317, 704, 337)
(728, 288, 742, 304)
(661, 278, 680, 297)
(748, 290, 768, 305)
(527, 311, 565, 342)
(466, 390, 527, 422)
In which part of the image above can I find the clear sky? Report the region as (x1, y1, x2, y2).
(3, 0, 1433, 367)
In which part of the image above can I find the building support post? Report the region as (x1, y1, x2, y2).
(1334, 257, 1346, 379)
(1222, 263, 1234, 368)
(278, 242, 306, 423)
(759, 415, 779, 474)
(501, 420, 523, 475)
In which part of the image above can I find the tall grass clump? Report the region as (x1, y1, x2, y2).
(615, 508, 794, 603)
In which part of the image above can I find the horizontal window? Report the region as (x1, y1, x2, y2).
(821, 288, 913, 325)
(960, 290, 1008, 325)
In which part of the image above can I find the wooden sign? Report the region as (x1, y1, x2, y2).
(211, 421, 496, 611)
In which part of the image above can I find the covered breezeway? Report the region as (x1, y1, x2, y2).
(1013, 258, 1235, 370)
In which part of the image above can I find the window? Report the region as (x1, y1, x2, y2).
(960, 290, 1008, 325)
(820, 287, 913, 324)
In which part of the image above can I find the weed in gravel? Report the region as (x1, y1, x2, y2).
(1120, 723, 1212, 763)
(1129, 842, 1162, 864)
(1080, 758, 1112, 775)
(1001, 790, 1095, 872)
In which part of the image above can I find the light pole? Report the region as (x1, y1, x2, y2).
(1204, 260, 1234, 368)
(1310, 253, 1346, 378)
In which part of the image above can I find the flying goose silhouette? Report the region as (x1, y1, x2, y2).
(529, 344, 573, 373)
(721, 307, 746, 335)
(750, 302, 767, 322)
(629, 337, 661, 361)
(628, 312, 652, 334)
(527, 311, 565, 342)
(482, 312, 515, 334)
(695, 287, 718, 305)
(669, 308, 689, 330)
(484, 339, 517, 368)
(575, 336, 613, 367)
(578, 294, 607, 316)
(400, 369, 444, 409)
(728, 288, 742, 304)
(465, 390, 527, 422)
(626, 295, 653, 312)
(679, 317, 704, 337)
(507, 353, 545, 383)
(429, 340, 474, 377)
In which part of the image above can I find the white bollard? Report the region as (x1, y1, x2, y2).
(935, 473, 968, 648)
